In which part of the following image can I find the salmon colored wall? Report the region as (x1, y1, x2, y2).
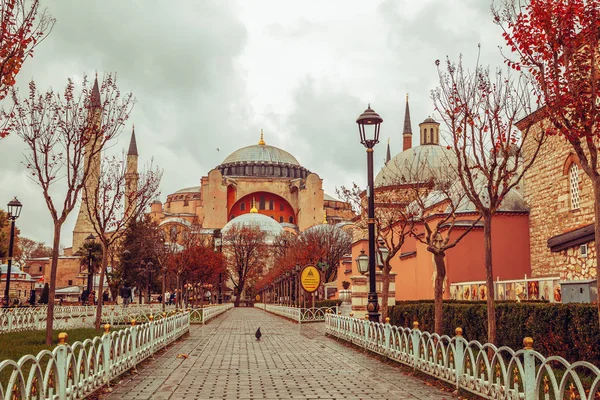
(345, 213, 531, 301)
(230, 192, 295, 223)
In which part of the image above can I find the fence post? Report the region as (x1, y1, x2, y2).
(130, 319, 138, 372)
(55, 332, 69, 400)
(522, 337, 535, 400)
(384, 317, 391, 356)
(454, 327, 464, 390)
(411, 321, 420, 370)
(102, 324, 112, 385)
(364, 315, 370, 347)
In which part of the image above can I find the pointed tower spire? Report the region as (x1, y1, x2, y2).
(258, 129, 265, 145)
(128, 125, 138, 156)
(402, 93, 412, 151)
(385, 138, 391, 164)
(91, 74, 101, 109)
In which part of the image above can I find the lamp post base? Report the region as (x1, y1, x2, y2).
(367, 292, 380, 322)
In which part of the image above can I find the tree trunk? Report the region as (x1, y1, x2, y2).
(94, 243, 109, 329)
(380, 265, 390, 320)
(234, 279, 243, 307)
(45, 223, 62, 345)
(483, 214, 497, 344)
(593, 178, 600, 331)
(433, 251, 447, 335)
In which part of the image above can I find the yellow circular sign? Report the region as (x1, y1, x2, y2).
(300, 265, 321, 293)
(255, 294, 260, 301)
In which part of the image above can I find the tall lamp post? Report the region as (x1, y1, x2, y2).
(85, 234, 95, 295)
(356, 104, 383, 322)
(213, 229, 223, 304)
(3, 197, 22, 308)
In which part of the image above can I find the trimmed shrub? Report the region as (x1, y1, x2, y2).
(388, 301, 600, 364)
(315, 300, 341, 308)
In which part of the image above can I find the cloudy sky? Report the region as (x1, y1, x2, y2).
(0, 0, 507, 247)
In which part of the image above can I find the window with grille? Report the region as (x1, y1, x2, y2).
(570, 164, 580, 210)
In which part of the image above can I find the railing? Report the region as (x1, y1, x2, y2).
(325, 314, 600, 400)
(0, 311, 190, 400)
(188, 303, 234, 324)
(0, 304, 178, 334)
(254, 304, 338, 323)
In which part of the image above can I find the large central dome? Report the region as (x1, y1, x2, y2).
(222, 144, 300, 166)
(217, 131, 310, 179)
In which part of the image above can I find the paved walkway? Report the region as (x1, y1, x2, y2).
(106, 308, 451, 400)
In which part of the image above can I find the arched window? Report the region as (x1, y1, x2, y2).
(289, 216, 294, 224)
(240, 202, 246, 211)
(570, 163, 580, 210)
(269, 200, 274, 210)
(430, 128, 435, 144)
(259, 196, 266, 210)
(279, 216, 284, 223)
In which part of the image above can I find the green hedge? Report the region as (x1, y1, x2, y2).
(315, 300, 341, 308)
(388, 302, 600, 364)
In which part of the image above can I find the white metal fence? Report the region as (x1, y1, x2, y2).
(254, 303, 338, 323)
(188, 303, 234, 324)
(0, 304, 178, 334)
(325, 314, 600, 400)
(0, 311, 190, 400)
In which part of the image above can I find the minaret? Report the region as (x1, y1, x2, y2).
(125, 125, 139, 218)
(385, 138, 391, 165)
(402, 94, 412, 151)
(72, 75, 102, 252)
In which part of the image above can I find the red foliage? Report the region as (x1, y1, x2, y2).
(0, 0, 54, 138)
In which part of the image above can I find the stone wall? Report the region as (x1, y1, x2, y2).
(523, 126, 596, 279)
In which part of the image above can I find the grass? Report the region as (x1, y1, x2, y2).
(0, 328, 113, 363)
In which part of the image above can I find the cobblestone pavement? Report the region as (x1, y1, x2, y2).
(105, 308, 451, 400)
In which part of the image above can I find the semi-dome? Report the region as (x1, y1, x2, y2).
(375, 145, 458, 187)
(217, 131, 310, 179)
(222, 212, 284, 243)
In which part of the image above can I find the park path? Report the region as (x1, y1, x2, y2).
(105, 308, 451, 400)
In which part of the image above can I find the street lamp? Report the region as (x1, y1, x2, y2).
(85, 234, 95, 296)
(3, 197, 22, 308)
(356, 249, 369, 275)
(213, 229, 223, 304)
(357, 104, 383, 322)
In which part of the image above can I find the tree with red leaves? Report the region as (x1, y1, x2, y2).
(10, 74, 134, 345)
(176, 243, 224, 307)
(223, 224, 268, 307)
(495, 0, 600, 328)
(0, 0, 54, 139)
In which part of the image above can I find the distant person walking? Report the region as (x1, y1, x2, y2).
(120, 283, 132, 307)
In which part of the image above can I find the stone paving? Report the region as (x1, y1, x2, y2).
(105, 308, 451, 400)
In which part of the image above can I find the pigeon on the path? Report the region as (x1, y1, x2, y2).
(255, 327, 261, 341)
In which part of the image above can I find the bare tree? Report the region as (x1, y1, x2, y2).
(432, 54, 544, 343)
(10, 74, 134, 344)
(84, 152, 162, 328)
(338, 183, 419, 320)
(223, 224, 268, 307)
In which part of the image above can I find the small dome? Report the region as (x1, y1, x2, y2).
(421, 116, 438, 124)
(222, 212, 284, 243)
(221, 144, 300, 166)
(375, 145, 458, 187)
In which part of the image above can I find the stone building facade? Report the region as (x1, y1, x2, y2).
(148, 131, 355, 236)
(521, 117, 597, 280)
